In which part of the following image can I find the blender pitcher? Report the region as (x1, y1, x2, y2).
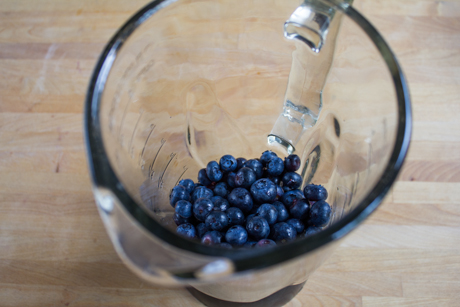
(85, 0, 411, 306)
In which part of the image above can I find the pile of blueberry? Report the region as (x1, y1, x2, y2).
(169, 151, 331, 248)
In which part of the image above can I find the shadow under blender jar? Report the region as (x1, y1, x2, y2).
(85, 0, 411, 306)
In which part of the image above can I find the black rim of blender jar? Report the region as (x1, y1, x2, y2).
(84, 0, 412, 275)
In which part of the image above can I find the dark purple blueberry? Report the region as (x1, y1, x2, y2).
(303, 184, 328, 201)
(284, 154, 301, 172)
(250, 178, 277, 204)
(244, 159, 264, 179)
(228, 187, 253, 213)
(227, 207, 245, 226)
(201, 231, 223, 245)
(236, 157, 247, 170)
(227, 172, 237, 188)
(235, 167, 257, 188)
(309, 200, 331, 227)
(176, 223, 196, 239)
(272, 222, 297, 242)
(273, 201, 289, 222)
(191, 186, 213, 203)
(246, 216, 270, 240)
(219, 155, 237, 172)
(169, 185, 190, 208)
(289, 198, 310, 220)
(276, 186, 284, 200)
(255, 239, 277, 248)
(225, 225, 248, 246)
(205, 211, 229, 231)
(196, 223, 209, 238)
(303, 226, 322, 237)
(178, 179, 195, 194)
(256, 204, 278, 225)
(193, 198, 214, 222)
(260, 150, 278, 165)
(174, 200, 192, 218)
(206, 161, 223, 182)
(198, 168, 212, 186)
(173, 212, 192, 226)
(266, 157, 284, 176)
(280, 189, 305, 207)
(217, 242, 233, 249)
(281, 172, 303, 190)
(243, 241, 257, 248)
(211, 196, 229, 212)
(213, 182, 229, 198)
(287, 219, 305, 233)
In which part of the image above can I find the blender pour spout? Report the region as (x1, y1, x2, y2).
(269, 0, 352, 153)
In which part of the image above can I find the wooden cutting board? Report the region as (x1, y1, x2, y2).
(1, 0, 459, 306)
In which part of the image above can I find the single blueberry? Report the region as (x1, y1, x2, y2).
(309, 200, 331, 227)
(228, 187, 253, 213)
(235, 167, 257, 188)
(250, 178, 277, 204)
(272, 222, 297, 242)
(178, 179, 195, 194)
(289, 198, 310, 220)
(303, 226, 322, 237)
(198, 168, 212, 186)
(213, 182, 229, 198)
(193, 198, 214, 222)
(255, 239, 277, 248)
(201, 231, 223, 245)
(196, 223, 209, 238)
(227, 207, 245, 226)
(211, 196, 229, 212)
(245, 213, 256, 225)
(176, 223, 196, 239)
(227, 172, 237, 188)
(272, 201, 289, 222)
(236, 157, 247, 170)
(266, 157, 284, 176)
(174, 200, 192, 218)
(286, 219, 305, 233)
(217, 242, 233, 249)
(219, 155, 237, 172)
(276, 185, 284, 200)
(260, 150, 278, 165)
(280, 189, 305, 208)
(281, 172, 303, 190)
(169, 185, 190, 208)
(225, 225, 248, 246)
(244, 159, 264, 179)
(246, 216, 270, 240)
(205, 211, 229, 231)
(303, 184, 328, 201)
(256, 204, 278, 225)
(173, 212, 192, 226)
(206, 161, 223, 182)
(284, 154, 301, 172)
(191, 186, 213, 203)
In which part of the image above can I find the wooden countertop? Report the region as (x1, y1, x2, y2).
(1, 0, 459, 306)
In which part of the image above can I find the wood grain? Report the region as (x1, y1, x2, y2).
(0, 0, 459, 306)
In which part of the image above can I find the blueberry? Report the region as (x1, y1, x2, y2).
(246, 213, 256, 225)
(211, 196, 229, 212)
(169, 185, 190, 208)
(303, 226, 321, 237)
(198, 168, 212, 186)
(269, 176, 280, 185)
(225, 225, 248, 246)
(260, 150, 278, 165)
(173, 212, 192, 226)
(213, 182, 229, 198)
(206, 161, 223, 182)
(175, 200, 192, 218)
(266, 157, 284, 176)
(287, 219, 305, 233)
(243, 241, 257, 248)
(289, 198, 310, 220)
(227, 172, 237, 188)
(303, 184, 328, 201)
(281, 172, 303, 190)
(272, 201, 289, 222)
(255, 239, 277, 248)
(284, 154, 301, 172)
(246, 216, 270, 240)
(227, 207, 245, 226)
(309, 200, 331, 227)
(228, 187, 253, 213)
(176, 223, 196, 239)
(191, 186, 213, 203)
(196, 223, 209, 238)
(272, 222, 297, 242)
(235, 167, 257, 188)
(217, 242, 233, 249)
(244, 159, 264, 179)
(236, 157, 247, 170)
(250, 178, 277, 204)
(193, 198, 214, 222)
(205, 211, 229, 231)
(201, 231, 223, 245)
(256, 204, 278, 225)
(178, 179, 195, 194)
(276, 185, 284, 200)
(219, 155, 237, 172)
(280, 189, 305, 208)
